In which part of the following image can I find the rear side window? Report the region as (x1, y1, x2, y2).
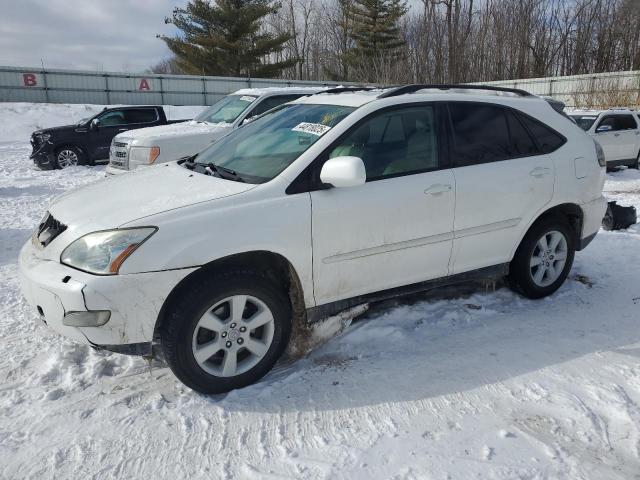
(506, 110, 539, 156)
(249, 95, 305, 117)
(517, 114, 566, 154)
(125, 108, 158, 124)
(448, 103, 538, 166)
(597, 114, 637, 131)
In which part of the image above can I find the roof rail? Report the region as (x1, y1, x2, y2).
(377, 84, 533, 99)
(320, 86, 377, 95)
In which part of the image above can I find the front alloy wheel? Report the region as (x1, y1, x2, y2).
(56, 149, 79, 168)
(192, 295, 275, 377)
(160, 271, 292, 394)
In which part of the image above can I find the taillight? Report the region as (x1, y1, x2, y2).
(593, 139, 606, 167)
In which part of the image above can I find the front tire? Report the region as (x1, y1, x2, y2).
(54, 146, 85, 169)
(508, 218, 575, 299)
(160, 271, 292, 394)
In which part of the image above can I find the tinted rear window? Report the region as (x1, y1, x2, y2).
(506, 110, 538, 156)
(449, 104, 512, 166)
(448, 103, 541, 166)
(126, 109, 158, 123)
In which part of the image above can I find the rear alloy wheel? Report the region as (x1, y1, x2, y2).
(508, 218, 575, 299)
(55, 147, 84, 169)
(529, 231, 568, 288)
(160, 271, 291, 394)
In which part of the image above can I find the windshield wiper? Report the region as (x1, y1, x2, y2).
(179, 154, 199, 169)
(205, 163, 246, 183)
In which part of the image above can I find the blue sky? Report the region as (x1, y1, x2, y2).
(0, 0, 187, 72)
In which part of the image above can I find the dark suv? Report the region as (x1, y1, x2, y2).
(30, 106, 187, 169)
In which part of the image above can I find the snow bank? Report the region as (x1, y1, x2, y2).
(1, 103, 640, 479)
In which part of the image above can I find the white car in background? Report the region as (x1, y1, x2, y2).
(20, 85, 606, 394)
(106, 87, 325, 174)
(570, 109, 640, 169)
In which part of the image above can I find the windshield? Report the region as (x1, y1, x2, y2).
(194, 95, 258, 124)
(194, 103, 356, 183)
(569, 114, 598, 131)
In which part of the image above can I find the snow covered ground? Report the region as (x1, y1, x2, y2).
(1, 103, 640, 480)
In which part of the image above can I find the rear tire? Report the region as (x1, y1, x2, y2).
(508, 218, 575, 299)
(160, 270, 292, 394)
(54, 146, 85, 169)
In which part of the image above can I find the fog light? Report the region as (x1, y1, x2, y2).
(63, 310, 111, 327)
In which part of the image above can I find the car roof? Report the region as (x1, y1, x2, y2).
(292, 87, 549, 109)
(231, 87, 327, 97)
(292, 89, 387, 107)
(570, 108, 638, 116)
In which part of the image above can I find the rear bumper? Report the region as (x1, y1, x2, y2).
(18, 240, 196, 352)
(579, 195, 607, 250)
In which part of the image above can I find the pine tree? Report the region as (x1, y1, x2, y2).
(345, 0, 407, 68)
(160, 0, 297, 78)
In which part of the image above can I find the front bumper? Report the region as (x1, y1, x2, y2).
(105, 164, 127, 175)
(30, 149, 56, 170)
(19, 240, 196, 352)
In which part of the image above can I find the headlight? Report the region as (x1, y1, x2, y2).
(35, 133, 51, 143)
(61, 227, 157, 275)
(129, 146, 160, 166)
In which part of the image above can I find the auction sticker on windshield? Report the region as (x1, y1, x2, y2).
(240, 96, 257, 103)
(292, 122, 331, 136)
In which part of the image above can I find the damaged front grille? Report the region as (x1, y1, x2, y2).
(35, 212, 67, 248)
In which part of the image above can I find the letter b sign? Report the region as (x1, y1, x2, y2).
(23, 73, 38, 87)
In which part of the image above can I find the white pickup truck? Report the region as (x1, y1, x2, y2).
(569, 108, 640, 169)
(106, 87, 324, 174)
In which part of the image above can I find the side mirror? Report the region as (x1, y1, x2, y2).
(320, 156, 366, 188)
(90, 118, 100, 130)
(596, 124, 612, 133)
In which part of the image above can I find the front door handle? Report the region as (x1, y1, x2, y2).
(614, 133, 620, 137)
(529, 167, 551, 178)
(424, 184, 452, 195)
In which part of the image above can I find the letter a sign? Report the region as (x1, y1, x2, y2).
(138, 78, 151, 91)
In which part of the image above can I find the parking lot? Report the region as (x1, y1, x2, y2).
(1, 103, 640, 479)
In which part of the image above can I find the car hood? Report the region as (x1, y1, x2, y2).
(34, 124, 78, 136)
(125, 120, 232, 145)
(49, 162, 255, 232)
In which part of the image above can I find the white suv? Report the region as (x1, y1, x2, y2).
(19, 85, 607, 393)
(569, 109, 640, 169)
(106, 87, 324, 175)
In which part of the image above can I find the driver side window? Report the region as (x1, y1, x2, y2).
(98, 110, 126, 126)
(328, 105, 439, 181)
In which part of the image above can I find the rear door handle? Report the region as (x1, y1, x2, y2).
(424, 184, 452, 195)
(529, 167, 551, 178)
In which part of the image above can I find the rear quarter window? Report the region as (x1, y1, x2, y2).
(517, 113, 566, 154)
